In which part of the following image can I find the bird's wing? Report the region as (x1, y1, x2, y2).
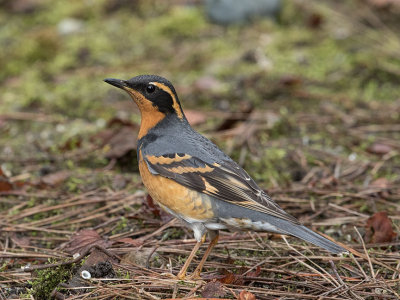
(143, 153, 300, 224)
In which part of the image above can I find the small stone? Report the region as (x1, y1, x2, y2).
(58, 18, 84, 35)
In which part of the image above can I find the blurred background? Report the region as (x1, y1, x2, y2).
(1, 0, 400, 299)
(1, 0, 400, 182)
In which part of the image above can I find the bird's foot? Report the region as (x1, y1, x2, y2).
(187, 270, 202, 280)
(160, 272, 179, 279)
(160, 271, 202, 281)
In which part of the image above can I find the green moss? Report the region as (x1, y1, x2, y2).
(247, 147, 291, 186)
(148, 7, 207, 39)
(112, 216, 128, 235)
(29, 260, 74, 300)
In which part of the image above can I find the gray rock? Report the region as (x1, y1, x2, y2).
(206, 0, 282, 25)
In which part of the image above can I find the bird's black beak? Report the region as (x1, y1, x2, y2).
(103, 78, 128, 89)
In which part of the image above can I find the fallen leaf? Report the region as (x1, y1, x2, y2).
(59, 136, 82, 151)
(104, 126, 137, 159)
(245, 266, 261, 278)
(91, 117, 139, 161)
(41, 170, 71, 187)
(238, 290, 256, 300)
(202, 280, 226, 298)
(145, 194, 161, 218)
(0, 167, 13, 192)
(367, 143, 393, 155)
(0, 166, 5, 177)
(0, 180, 13, 192)
(279, 75, 303, 87)
(219, 271, 236, 284)
(365, 212, 397, 244)
(216, 101, 253, 132)
(370, 178, 390, 189)
(91, 128, 115, 146)
(218, 270, 243, 285)
(307, 13, 323, 29)
(11, 233, 31, 248)
(63, 229, 112, 255)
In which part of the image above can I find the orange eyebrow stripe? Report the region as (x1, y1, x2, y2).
(169, 165, 214, 174)
(146, 154, 192, 164)
(150, 82, 184, 119)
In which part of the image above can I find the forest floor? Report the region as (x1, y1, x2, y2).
(1, 0, 400, 299)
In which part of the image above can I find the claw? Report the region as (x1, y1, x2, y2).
(187, 271, 202, 280)
(160, 272, 178, 279)
(176, 272, 187, 280)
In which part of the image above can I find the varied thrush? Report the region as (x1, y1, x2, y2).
(104, 75, 346, 280)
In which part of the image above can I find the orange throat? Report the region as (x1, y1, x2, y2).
(138, 110, 165, 139)
(124, 87, 166, 140)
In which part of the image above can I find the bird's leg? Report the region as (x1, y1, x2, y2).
(189, 232, 219, 279)
(176, 234, 206, 280)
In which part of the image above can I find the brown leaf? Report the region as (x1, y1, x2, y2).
(202, 280, 226, 298)
(59, 136, 82, 151)
(145, 194, 161, 218)
(104, 126, 137, 159)
(219, 271, 236, 284)
(218, 270, 243, 285)
(91, 128, 115, 146)
(279, 75, 303, 87)
(365, 212, 397, 244)
(185, 109, 207, 126)
(367, 143, 393, 155)
(0, 180, 13, 192)
(238, 290, 256, 300)
(0, 166, 13, 192)
(0, 166, 5, 177)
(307, 13, 323, 29)
(216, 102, 253, 132)
(63, 229, 112, 255)
(370, 178, 390, 189)
(90, 117, 139, 160)
(11, 233, 31, 248)
(107, 117, 137, 128)
(41, 170, 71, 187)
(245, 266, 261, 278)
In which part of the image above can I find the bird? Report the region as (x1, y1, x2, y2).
(104, 75, 346, 280)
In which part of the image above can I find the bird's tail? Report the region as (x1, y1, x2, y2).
(283, 224, 346, 254)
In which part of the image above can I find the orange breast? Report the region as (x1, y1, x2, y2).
(138, 153, 215, 222)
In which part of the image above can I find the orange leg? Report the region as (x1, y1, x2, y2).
(189, 233, 219, 279)
(177, 235, 205, 280)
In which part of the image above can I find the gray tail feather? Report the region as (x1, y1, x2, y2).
(283, 224, 346, 254)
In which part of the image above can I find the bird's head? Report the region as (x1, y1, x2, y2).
(104, 75, 185, 119)
(104, 75, 186, 138)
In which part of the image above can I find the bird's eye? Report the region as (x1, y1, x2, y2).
(146, 84, 155, 93)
